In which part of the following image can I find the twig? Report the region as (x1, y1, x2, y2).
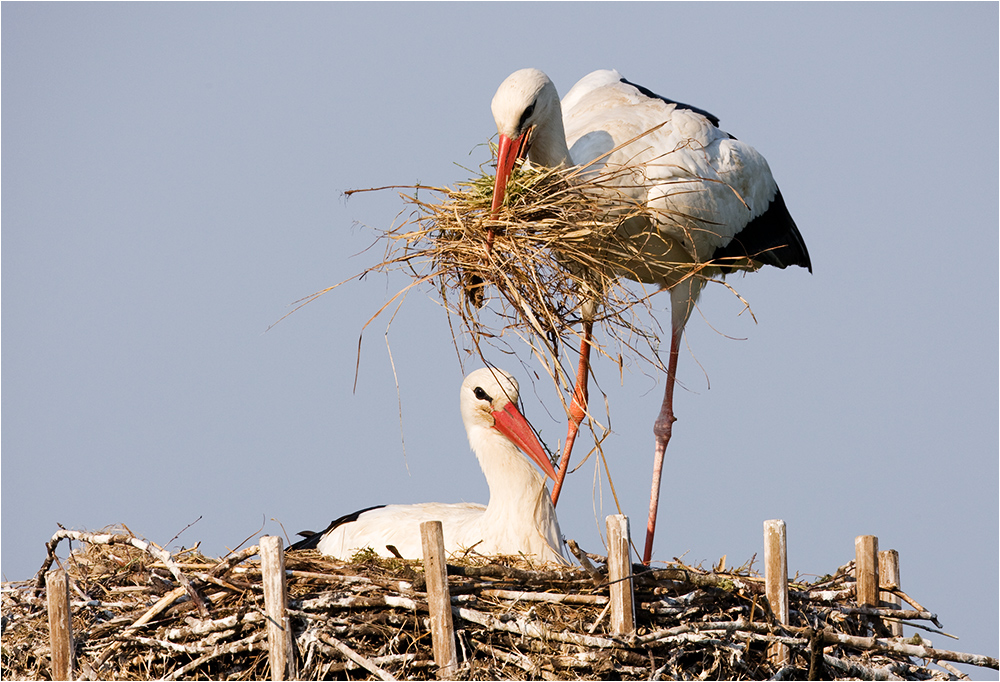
(817, 628, 999, 669)
(316, 631, 398, 682)
(821, 653, 904, 681)
(163, 631, 268, 680)
(453, 604, 620, 649)
(936, 660, 971, 680)
(36, 530, 208, 617)
(477, 588, 607, 605)
(566, 539, 605, 587)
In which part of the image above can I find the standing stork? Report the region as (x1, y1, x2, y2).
(489, 68, 811, 564)
(290, 367, 568, 565)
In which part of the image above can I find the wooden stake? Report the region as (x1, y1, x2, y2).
(606, 514, 635, 635)
(879, 549, 903, 637)
(46, 569, 74, 681)
(855, 535, 880, 635)
(764, 519, 789, 666)
(854, 535, 879, 606)
(260, 535, 297, 680)
(420, 521, 457, 678)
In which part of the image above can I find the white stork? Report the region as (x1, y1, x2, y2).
(489, 68, 812, 564)
(290, 367, 568, 565)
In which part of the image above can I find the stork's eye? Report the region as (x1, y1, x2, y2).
(473, 387, 492, 402)
(518, 102, 536, 131)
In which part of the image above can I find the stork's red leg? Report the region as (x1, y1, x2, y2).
(550, 320, 592, 506)
(642, 325, 682, 565)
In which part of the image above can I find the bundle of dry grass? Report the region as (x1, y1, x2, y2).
(294, 159, 744, 412)
(3, 527, 996, 680)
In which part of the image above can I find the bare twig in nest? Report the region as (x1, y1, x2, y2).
(316, 631, 399, 682)
(35, 529, 209, 617)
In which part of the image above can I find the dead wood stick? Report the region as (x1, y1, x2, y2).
(46, 570, 74, 681)
(318, 655, 433, 676)
(634, 618, 779, 646)
(260, 536, 298, 681)
(164, 611, 263, 640)
(128, 586, 188, 629)
(444, 563, 587, 583)
(821, 653, 902, 681)
(163, 632, 267, 682)
(36, 529, 208, 617)
(453, 604, 619, 649)
(316, 631, 398, 682)
(294, 592, 422, 611)
(129, 630, 265, 655)
(195, 572, 254, 593)
(469, 638, 541, 677)
(817, 628, 999, 669)
(587, 601, 611, 633)
(607, 514, 635, 635)
(879, 549, 903, 637)
(566, 539, 605, 587)
(421, 521, 458, 679)
(879, 617, 957, 640)
(92, 585, 188, 671)
(642, 567, 763, 594)
(764, 519, 789, 666)
(524, 638, 655, 669)
(730, 630, 811, 648)
(831, 605, 940, 622)
(477, 588, 607, 605)
(208, 544, 260, 577)
(936, 660, 971, 680)
(884, 586, 939, 624)
(284, 568, 414, 593)
(807, 626, 825, 680)
(854, 535, 879, 607)
(790, 586, 854, 602)
(238, 564, 416, 594)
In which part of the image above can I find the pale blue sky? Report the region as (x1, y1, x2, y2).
(3, 2, 997, 670)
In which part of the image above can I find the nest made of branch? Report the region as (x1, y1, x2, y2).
(4, 527, 991, 681)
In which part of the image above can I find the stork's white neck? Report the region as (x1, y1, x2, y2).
(527, 107, 572, 169)
(468, 423, 551, 524)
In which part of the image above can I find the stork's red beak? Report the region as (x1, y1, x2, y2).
(492, 401, 558, 481)
(490, 131, 531, 219)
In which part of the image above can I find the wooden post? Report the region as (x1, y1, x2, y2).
(421, 521, 457, 678)
(606, 514, 635, 635)
(855, 534, 879, 635)
(879, 549, 903, 637)
(763, 519, 789, 666)
(260, 535, 297, 680)
(46, 570, 74, 681)
(854, 535, 879, 605)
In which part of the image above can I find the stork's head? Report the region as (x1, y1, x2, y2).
(460, 367, 557, 480)
(489, 69, 567, 218)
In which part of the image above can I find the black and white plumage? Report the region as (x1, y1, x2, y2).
(489, 68, 811, 563)
(290, 368, 568, 564)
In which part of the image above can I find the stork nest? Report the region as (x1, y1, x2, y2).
(4, 526, 997, 680)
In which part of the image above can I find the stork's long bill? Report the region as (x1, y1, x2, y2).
(490, 130, 531, 218)
(491, 400, 558, 481)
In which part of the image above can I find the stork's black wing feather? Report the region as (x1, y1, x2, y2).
(711, 188, 812, 273)
(288, 504, 387, 551)
(620, 77, 721, 127)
